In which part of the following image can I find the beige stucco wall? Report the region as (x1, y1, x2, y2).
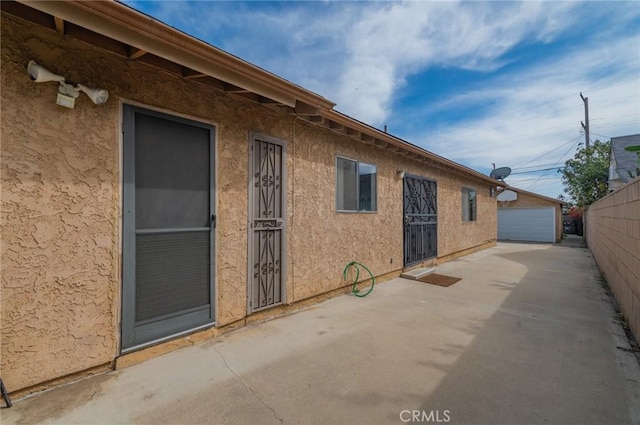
(1, 13, 263, 391)
(1, 15, 121, 392)
(585, 178, 640, 341)
(1, 13, 496, 392)
(289, 124, 497, 301)
(500, 191, 563, 242)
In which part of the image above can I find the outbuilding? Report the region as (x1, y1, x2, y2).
(497, 187, 564, 243)
(1, 1, 500, 396)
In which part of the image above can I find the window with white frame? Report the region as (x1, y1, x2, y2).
(336, 157, 377, 212)
(462, 187, 477, 221)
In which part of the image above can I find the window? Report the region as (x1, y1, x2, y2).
(336, 157, 377, 212)
(462, 187, 477, 221)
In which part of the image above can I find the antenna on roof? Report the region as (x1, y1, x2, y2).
(489, 166, 512, 181)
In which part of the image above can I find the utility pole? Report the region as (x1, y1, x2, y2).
(580, 92, 590, 149)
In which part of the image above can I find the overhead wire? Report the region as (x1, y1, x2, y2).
(513, 162, 569, 171)
(510, 166, 564, 175)
(521, 137, 581, 191)
(512, 134, 583, 170)
(506, 176, 561, 183)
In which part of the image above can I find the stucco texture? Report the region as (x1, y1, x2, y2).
(500, 191, 563, 242)
(1, 12, 496, 392)
(288, 121, 497, 301)
(1, 16, 120, 391)
(0, 13, 261, 391)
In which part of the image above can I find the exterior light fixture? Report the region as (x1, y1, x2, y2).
(27, 60, 109, 109)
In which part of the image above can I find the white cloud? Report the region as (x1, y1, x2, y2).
(125, 0, 640, 199)
(332, 1, 583, 124)
(140, 1, 587, 125)
(415, 32, 640, 161)
(404, 29, 640, 198)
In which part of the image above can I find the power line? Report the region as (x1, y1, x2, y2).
(512, 134, 583, 170)
(586, 80, 640, 93)
(511, 166, 564, 175)
(596, 94, 640, 104)
(590, 131, 613, 139)
(523, 137, 581, 191)
(592, 120, 640, 129)
(590, 113, 640, 122)
(513, 162, 568, 171)
(506, 176, 561, 183)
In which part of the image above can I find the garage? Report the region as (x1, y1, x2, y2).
(498, 207, 556, 242)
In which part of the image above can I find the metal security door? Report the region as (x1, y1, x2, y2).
(248, 133, 286, 312)
(122, 105, 215, 350)
(403, 175, 437, 266)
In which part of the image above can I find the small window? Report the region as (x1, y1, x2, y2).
(336, 157, 377, 212)
(462, 187, 477, 221)
(489, 187, 496, 198)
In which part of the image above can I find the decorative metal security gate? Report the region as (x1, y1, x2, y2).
(248, 133, 286, 312)
(403, 175, 437, 266)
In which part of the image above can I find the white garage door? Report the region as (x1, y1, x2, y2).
(498, 208, 555, 242)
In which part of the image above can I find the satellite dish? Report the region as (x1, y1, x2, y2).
(490, 166, 512, 180)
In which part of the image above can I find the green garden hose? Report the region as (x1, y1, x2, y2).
(343, 261, 375, 297)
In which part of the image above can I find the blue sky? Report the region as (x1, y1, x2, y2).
(125, 1, 640, 200)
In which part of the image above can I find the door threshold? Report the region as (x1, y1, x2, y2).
(400, 267, 435, 280)
(120, 322, 216, 354)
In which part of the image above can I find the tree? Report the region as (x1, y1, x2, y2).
(559, 139, 610, 207)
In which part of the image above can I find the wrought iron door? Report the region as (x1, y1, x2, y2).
(249, 134, 286, 312)
(403, 175, 437, 266)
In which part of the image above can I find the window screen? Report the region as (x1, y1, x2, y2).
(462, 187, 477, 221)
(336, 157, 377, 212)
(135, 113, 210, 229)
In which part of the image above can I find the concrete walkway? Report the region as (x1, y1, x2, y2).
(3, 243, 639, 425)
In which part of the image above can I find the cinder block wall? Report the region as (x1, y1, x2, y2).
(585, 177, 640, 341)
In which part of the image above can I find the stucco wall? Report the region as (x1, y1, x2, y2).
(1, 13, 267, 391)
(1, 12, 496, 392)
(289, 124, 497, 301)
(500, 191, 563, 242)
(1, 15, 121, 392)
(585, 178, 640, 341)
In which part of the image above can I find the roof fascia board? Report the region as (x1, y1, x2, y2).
(19, 1, 497, 186)
(322, 110, 500, 186)
(20, 0, 335, 110)
(503, 186, 565, 205)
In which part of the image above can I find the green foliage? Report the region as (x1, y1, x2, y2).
(559, 139, 610, 207)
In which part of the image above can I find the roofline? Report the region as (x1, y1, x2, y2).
(324, 110, 502, 186)
(14, 1, 501, 187)
(19, 0, 335, 110)
(501, 186, 566, 205)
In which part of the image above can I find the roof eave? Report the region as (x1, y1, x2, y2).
(502, 185, 565, 205)
(19, 0, 335, 110)
(322, 110, 501, 186)
(14, 1, 499, 187)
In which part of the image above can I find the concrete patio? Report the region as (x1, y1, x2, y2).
(2, 242, 639, 425)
